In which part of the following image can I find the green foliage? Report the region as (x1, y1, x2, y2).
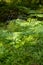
(7, 18, 43, 32)
(0, 19, 43, 65)
(0, 0, 43, 65)
(0, 0, 43, 22)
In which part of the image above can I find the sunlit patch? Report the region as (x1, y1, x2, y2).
(0, 42, 3, 47)
(14, 41, 25, 48)
(5, 0, 12, 3)
(25, 35, 34, 42)
(34, 25, 43, 33)
(13, 32, 20, 40)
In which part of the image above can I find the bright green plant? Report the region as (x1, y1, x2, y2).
(0, 18, 43, 65)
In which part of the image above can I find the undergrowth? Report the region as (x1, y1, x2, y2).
(0, 18, 43, 65)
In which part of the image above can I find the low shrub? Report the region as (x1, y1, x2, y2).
(0, 19, 43, 65)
